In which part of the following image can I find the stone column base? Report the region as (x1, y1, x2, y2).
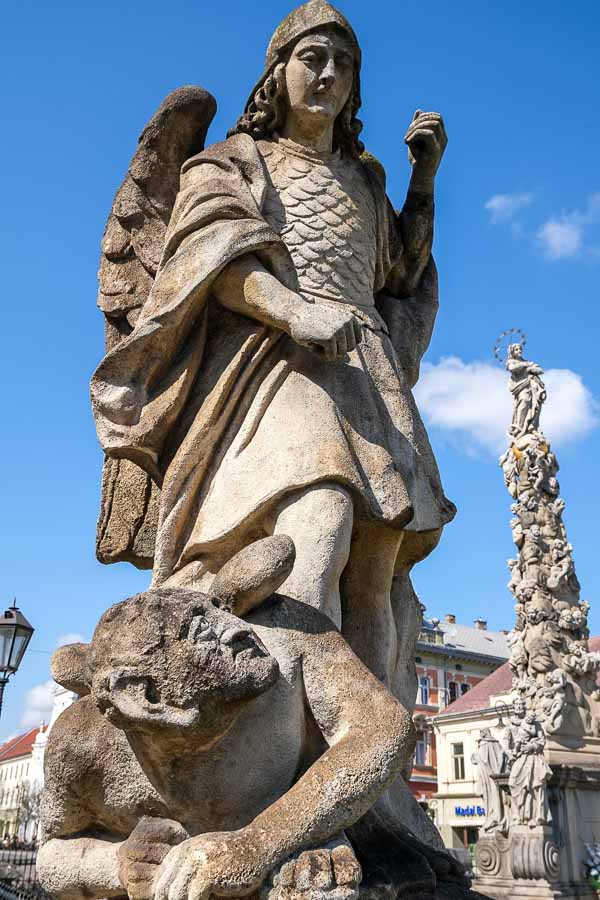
(474, 876, 597, 900)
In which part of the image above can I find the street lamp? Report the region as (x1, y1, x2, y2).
(0, 601, 34, 718)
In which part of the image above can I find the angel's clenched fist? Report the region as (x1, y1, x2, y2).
(404, 110, 447, 180)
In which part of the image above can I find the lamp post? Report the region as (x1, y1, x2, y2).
(0, 601, 34, 718)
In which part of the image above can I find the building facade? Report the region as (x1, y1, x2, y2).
(0, 727, 45, 840)
(432, 635, 600, 853)
(0, 683, 76, 841)
(410, 613, 509, 807)
(430, 661, 513, 851)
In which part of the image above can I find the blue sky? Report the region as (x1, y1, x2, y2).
(1, 0, 599, 739)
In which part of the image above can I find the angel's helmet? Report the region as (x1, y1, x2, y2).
(229, 0, 364, 156)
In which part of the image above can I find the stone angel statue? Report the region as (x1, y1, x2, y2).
(85, 1, 474, 895)
(91, 0, 458, 880)
(91, 0, 454, 682)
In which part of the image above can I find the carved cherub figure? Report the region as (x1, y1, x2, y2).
(558, 608, 575, 631)
(507, 557, 522, 595)
(499, 449, 518, 497)
(547, 541, 580, 604)
(521, 526, 543, 582)
(515, 495, 539, 530)
(38, 537, 434, 900)
(510, 516, 524, 548)
(508, 630, 528, 679)
(513, 712, 538, 755)
(541, 497, 567, 542)
(515, 580, 536, 605)
(562, 640, 593, 677)
(540, 669, 567, 733)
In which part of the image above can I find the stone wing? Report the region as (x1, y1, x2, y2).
(96, 86, 216, 569)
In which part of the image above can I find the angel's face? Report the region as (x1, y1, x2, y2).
(509, 343, 523, 360)
(284, 28, 354, 128)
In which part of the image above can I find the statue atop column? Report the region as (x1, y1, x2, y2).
(506, 343, 546, 438)
(474, 334, 600, 897)
(498, 336, 598, 740)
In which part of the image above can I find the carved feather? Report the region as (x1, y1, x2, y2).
(96, 86, 217, 568)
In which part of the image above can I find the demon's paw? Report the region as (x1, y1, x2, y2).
(266, 838, 362, 900)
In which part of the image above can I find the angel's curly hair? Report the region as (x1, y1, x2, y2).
(229, 53, 364, 158)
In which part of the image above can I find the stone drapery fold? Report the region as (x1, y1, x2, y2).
(92, 133, 453, 583)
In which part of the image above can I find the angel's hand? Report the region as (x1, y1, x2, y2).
(404, 110, 447, 183)
(154, 829, 270, 900)
(289, 302, 362, 362)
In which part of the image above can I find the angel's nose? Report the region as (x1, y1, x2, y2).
(319, 59, 336, 87)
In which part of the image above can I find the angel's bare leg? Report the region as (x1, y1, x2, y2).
(267, 483, 353, 629)
(340, 520, 403, 687)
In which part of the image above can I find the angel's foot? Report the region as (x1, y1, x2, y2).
(264, 837, 361, 900)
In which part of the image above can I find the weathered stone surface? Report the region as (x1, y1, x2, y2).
(43, 2, 478, 899)
(211, 535, 296, 615)
(95, 85, 217, 568)
(50, 642, 90, 697)
(39, 539, 415, 900)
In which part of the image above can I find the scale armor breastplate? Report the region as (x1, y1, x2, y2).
(259, 139, 378, 308)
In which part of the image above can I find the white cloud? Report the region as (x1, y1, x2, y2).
(485, 192, 533, 225)
(55, 632, 86, 648)
(537, 193, 600, 260)
(20, 680, 55, 730)
(415, 357, 598, 457)
(537, 219, 582, 259)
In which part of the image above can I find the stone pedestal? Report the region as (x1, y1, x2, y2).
(474, 761, 600, 899)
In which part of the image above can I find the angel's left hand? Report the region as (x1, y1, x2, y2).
(405, 110, 448, 181)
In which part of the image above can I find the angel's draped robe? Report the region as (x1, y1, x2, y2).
(91, 133, 455, 585)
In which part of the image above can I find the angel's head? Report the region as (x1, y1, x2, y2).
(508, 343, 523, 360)
(230, 1, 363, 156)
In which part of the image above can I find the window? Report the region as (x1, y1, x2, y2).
(460, 683, 470, 696)
(448, 681, 458, 703)
(415, 730, 428, 766)
(452, 742, 466, 780)
(418, 628, 444, 645)
(418, 676, 430, 705)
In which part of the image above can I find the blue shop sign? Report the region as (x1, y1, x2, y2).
(455, 805, 485, 817)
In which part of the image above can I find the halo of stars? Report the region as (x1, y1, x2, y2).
(494, 328, 527, 364)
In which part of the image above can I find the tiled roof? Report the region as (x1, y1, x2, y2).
(419, 619, 510, 661)
(438, 621, 510, 658)
(436, 635, 600, 718)
(0, 728, 42, 763)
